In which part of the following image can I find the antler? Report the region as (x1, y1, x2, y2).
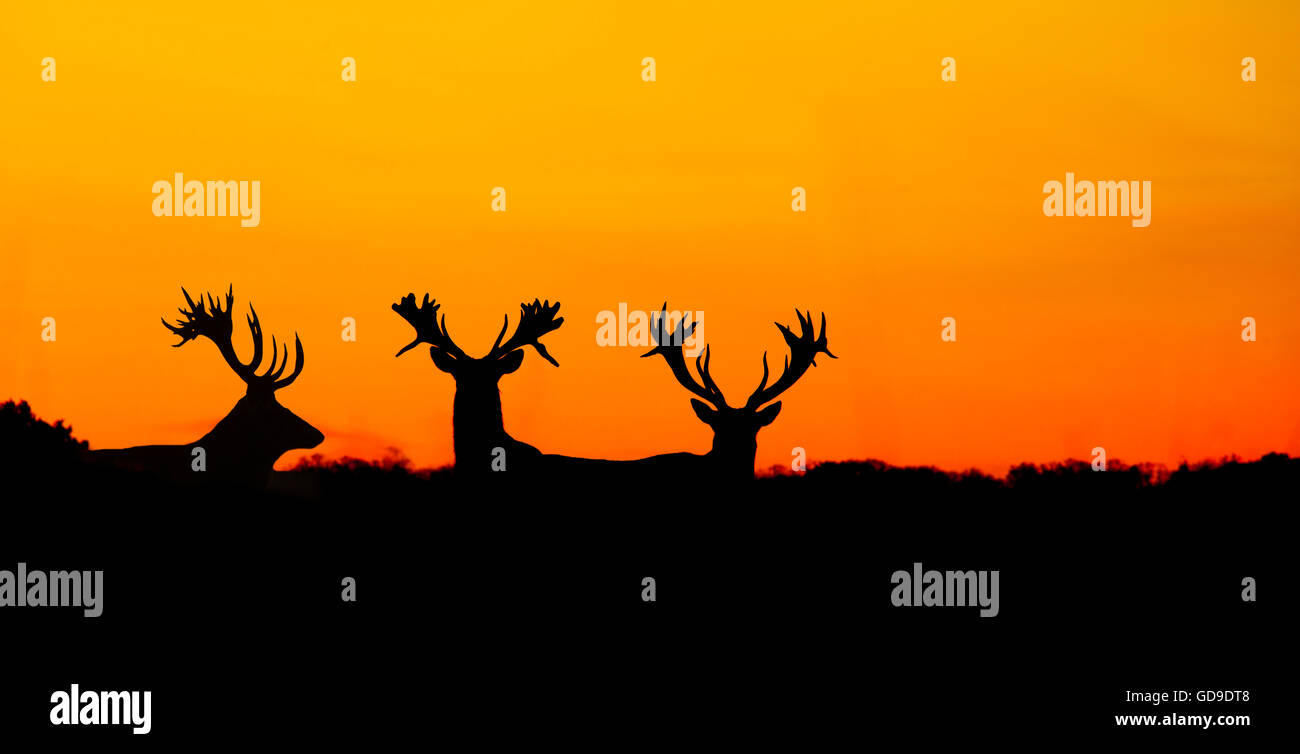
(485, 298, 563, 366)
(744, 310, 835, 409)
(392, 293, 467, 360)
(162, 286, 304, 393)
(642, 303, 727, 408)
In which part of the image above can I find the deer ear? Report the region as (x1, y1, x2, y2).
(429, 347, 458, 374)
(690, 399, 718, 426)
(497, 349, 526, 375)
(755, 401, 782, 427)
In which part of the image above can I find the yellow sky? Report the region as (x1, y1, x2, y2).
(2, 1, 1298, 473)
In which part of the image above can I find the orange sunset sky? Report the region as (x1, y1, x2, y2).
(2, 1, 1298, 475)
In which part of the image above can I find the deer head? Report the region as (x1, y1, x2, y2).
(162, 287, 323, 480)
(644, 304, 834, 479)
(392, 293, 562, 470)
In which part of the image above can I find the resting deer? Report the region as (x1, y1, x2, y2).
(88, 287, 323, 487)
(392, 293, 570, 476)
(642, 303, 835, 480)
(393, 294, 832, 482)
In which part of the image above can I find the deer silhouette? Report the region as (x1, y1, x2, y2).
(391, 293, 565, 476)
(393, 294, 832, 482)
(642, 302, 835, 480)
(88, 287, 323, 487)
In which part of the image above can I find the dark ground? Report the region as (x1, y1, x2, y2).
(0, 400, 1285, 745)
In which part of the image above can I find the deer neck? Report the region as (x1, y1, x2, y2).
(451, 382, 508, 470)
(708, 435, 759, 480)
(196, 404, 277, 485)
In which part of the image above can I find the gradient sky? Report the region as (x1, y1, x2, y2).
(2, 1, 1298, 474)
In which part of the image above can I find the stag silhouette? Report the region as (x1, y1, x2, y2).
(642, 302, 835, 479)
(88, 287, 323, 487)
(391, 293, 562, 476)
(393, 294, 833, 482)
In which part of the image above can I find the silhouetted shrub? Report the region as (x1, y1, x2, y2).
(279, 448, 454, 501)
(0, 400, 88, 472)
(1, 398, 1294, 505)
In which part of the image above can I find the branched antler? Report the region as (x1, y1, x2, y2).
(642, 303, 727, 408)
(163, 285, 304, 394)
(745, 310, 835, 409)
(486, 298, 563, 367)
(392, 293, 467, 360)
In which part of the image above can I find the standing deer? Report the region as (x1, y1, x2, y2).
(88, 287, 323, 487)
(392, 294, 832, 482)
